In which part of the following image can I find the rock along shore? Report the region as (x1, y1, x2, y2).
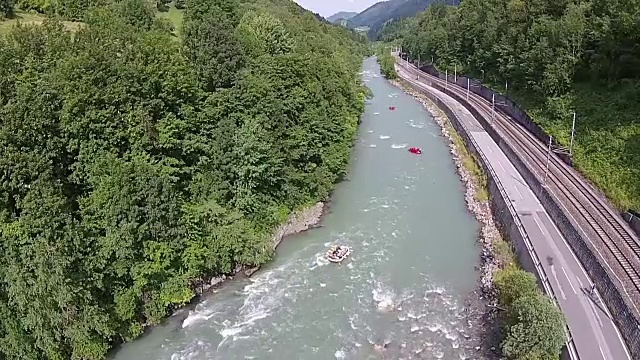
(196, 202, 326, 293)
(389, 78, 504, 359)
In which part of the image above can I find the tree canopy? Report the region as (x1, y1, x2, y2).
(0, 0, 368, 358)
(380, 0, 640, 212)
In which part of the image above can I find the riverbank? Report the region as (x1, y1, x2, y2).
(154, 202, 329, 324)
(390, 78, 512, 358)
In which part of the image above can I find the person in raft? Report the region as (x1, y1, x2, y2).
(332, 247, 341, 257)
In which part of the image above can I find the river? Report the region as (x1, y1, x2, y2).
(112, 57, 482, 360)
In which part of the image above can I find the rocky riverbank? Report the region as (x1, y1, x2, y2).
(196, 202, 326, 293)
(390, 78, 505, 358)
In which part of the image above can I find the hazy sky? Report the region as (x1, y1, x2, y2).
(293, 0, 383, 17)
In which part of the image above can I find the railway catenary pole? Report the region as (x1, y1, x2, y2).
(454, 63, 457, 82)
(491, 93, 495, 121)
(445, 69, 448, 90)
(543, 135, 553, 185)
(570, 112, 576, 156)
(467, 78, 470, 100)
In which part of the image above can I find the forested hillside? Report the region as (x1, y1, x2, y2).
(348, 0, 452, 40)
(382, 0, 640, 213)
(0, 0, 367, 358)
(327, 11, 357, 23)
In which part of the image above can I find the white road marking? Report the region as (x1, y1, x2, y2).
(514, 185, 524, 199)
(600, 346, 607, 360)
(561, 267, 577, 294)
(587, 297, 605, 328)
(550, 265, 567, 300)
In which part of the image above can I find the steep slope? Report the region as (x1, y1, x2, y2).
(348, 0, 459, 39)
(0, 0, 368, 358)
(327, 11, 358, 23)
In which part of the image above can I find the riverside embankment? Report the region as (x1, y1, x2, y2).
(394, 61, 632, 360)
(110, 57, 491, 360)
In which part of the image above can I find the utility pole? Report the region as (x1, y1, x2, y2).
(543, 136, 553, 185)
(467, 78, 470, 100)
(505, 80, 508, 95)
(492, 93, 495, 120)
(445, 69, 448, 90)
(569, 112, 576, 156)
(454, 64, 457, 83)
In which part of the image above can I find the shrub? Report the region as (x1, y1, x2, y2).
(494, 265, 539, 307)
(501, 294, 566, 359)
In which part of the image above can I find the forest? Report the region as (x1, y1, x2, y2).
(380, 0, 640, 214)
(0, 0, 368, 358)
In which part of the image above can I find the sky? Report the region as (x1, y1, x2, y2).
(293, 0, 383, 17)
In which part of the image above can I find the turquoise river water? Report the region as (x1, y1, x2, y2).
(112, 57, 482, 360)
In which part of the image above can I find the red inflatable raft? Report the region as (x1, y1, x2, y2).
(389, 106, 395, 111)
(409, 147, 422, 155)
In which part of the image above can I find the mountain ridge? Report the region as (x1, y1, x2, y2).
(348, 0, 460, 39)
(326, 11, 359, 23)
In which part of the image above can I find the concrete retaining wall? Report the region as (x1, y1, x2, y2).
(413, 74, 640, 360)
(623, 212, 640, 235)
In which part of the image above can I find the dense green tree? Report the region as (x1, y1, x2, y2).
(381, 0, 640, 212)
(0, 0, 14, 17)
(182, 0, 244, 90)
(0, 0, 368, 358)
(236, 11, 293, 57)
(501, 294, 566, 359)
(494, 266, 539, 307)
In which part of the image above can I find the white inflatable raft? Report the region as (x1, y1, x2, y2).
(325, 245, 351, 263)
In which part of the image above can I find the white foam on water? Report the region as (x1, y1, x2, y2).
(407, 119, 426, 129)
(348, 313, 359, 330)
(182, 309, 217, 328)
(373, 112, 380, 115)
(369, 144, 377, 148)
(391, 143, 408, 149)
(220, 326, 242, 338)
(410, 325, 420, 333)
(334, 350, 346, 359)
(170, 340, 208, 360)
(216, 257, 308, 343)
(372, 281, 397, 311)
(379, 135, 390, 140)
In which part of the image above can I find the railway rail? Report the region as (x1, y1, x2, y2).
(394, 58, 640, 314)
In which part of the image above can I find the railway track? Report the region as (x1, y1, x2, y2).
(395, 60, 640, 311)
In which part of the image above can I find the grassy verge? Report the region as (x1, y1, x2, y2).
(0, 10, 83, 34)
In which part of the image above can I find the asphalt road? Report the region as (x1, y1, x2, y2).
(394, 64, 631, 360)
